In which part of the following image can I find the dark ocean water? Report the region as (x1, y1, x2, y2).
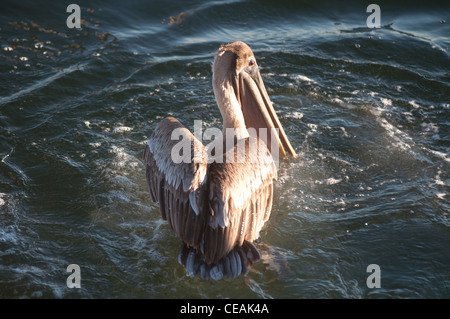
(0, 0, 449, 298)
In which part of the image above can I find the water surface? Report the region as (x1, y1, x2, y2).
(0, 0, 449, 298)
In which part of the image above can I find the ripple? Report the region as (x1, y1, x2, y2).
(1, 0, 450, 298)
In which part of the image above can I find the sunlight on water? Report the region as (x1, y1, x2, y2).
(0, 0, 449, 298)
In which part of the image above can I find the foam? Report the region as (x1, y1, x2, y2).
(409, 100, 420, 109)
(109, 145, 139, 169)
(292, 74, 316, 83)
(428, 150, 450, 163)
(379, 97, 392, 107)
(376, 118, 413, 152)
(290, 111, 304, 119)
(113, 126, 133, 134)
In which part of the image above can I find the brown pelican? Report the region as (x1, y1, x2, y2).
(144, 41, 296, 279)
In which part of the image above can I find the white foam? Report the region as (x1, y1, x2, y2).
(369, 106, 384, 117)
(409, 100, 420, 109)
(434, 170, 445, 186)
(293, 74, 316, 83)
(113, 126, 133, 134)
(291, 111, 304, 119)
(89, 142, 102, 148)
(377, 118, 413, 152)
(331, 97, 345, 106)
(428, 150, 450, 163)
(314, 177, 343, 185)
(340, 127, 350, 138)
(326, 177, 342, 185)
(380, 97, 392, 107)
(109, 145, 139, 169)
(436, 193, 446, 200)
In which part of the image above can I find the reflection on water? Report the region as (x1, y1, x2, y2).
(0, 0, 449, 298)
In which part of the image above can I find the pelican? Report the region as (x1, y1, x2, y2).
(144, 41, 296, 279)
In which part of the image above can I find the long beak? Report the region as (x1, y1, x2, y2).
(236, 67, 297, 158)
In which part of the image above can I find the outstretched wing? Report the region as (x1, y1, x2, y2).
(202, 136, 277, 264)
(144, 117, 208, 249)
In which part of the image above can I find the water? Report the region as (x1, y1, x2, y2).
(0, 0, 449, 298)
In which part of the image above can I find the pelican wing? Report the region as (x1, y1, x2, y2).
(144, 117, 208, 248)
(203, 136, 277, 264)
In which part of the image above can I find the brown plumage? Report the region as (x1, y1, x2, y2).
(144, 41, 296, 279)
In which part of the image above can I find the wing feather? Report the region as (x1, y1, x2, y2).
(203, 136, 276, 264)
(144, 117, 208, 248)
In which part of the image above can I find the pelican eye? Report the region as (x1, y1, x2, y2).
(249, 57, 256, 66)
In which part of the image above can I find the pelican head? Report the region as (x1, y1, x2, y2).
(213, 41, 296, 158)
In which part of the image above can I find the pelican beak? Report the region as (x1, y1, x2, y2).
(235, 65, 297, 158)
